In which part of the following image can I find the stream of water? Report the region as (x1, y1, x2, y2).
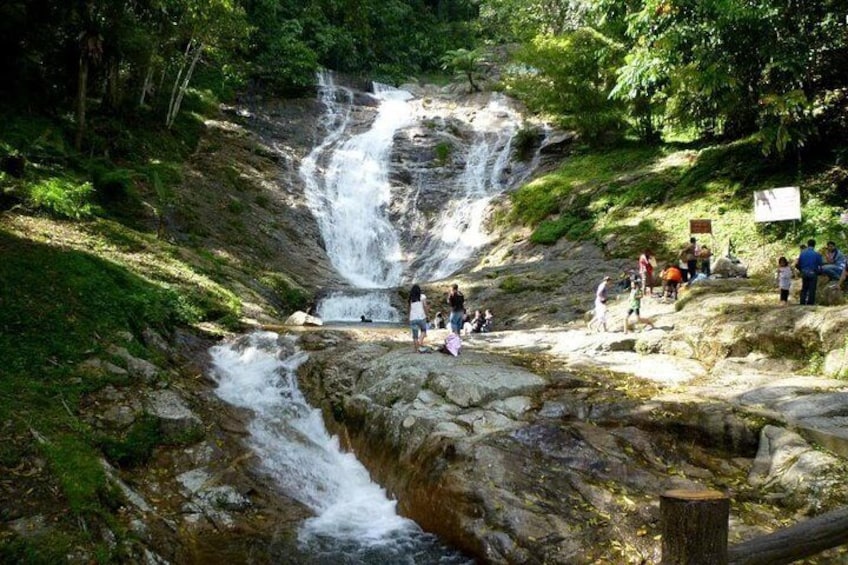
(209, 332, 471, 563)
(219, 74, 540, 560)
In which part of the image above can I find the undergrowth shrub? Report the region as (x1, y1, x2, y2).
(28, 177, 96, 219)
(91, 164, 135, 203)
(499, 275, 528, 293)
(513, 124, 540, 160)
(260, 272, 309, 315)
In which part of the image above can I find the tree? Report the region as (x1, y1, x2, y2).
(477, 0, 590, 42)
(441, 48, 484, 92)
(599, 0, 848, 150)
(74, 2, 104, 150)
(504, 28, 626, 145)
(163, 0, 249, 128)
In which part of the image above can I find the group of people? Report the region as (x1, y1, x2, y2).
(637, 238, 713, 302)
(779, 239, 848, 305)
(407, 283, 494, 352)
(588, 236, 718, 333)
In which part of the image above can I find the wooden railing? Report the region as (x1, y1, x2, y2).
(660, 490, 848, 564)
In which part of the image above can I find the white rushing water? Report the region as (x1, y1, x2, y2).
(413, 95, 522, 281)
(211, 332, 473, 564)
(300, 73, 413, 289)
(316, 290, 401, 322)
(210, 332, 411, 542)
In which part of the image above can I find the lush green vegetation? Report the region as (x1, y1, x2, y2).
(510, 139, 847, 271)
(0, 0, 846, 560)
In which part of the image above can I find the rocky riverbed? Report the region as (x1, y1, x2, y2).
(291, 283, 848, 563)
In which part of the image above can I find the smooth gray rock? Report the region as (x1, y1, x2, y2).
(108, 346, 160, 382)
(146, 390, 203, 442)
(284, 310, 323, 326)
(749, 425, 843, 495)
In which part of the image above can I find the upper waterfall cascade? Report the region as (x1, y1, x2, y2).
(299, 72, 543, 321)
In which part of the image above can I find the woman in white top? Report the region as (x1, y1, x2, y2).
(408, 284, 429, 352)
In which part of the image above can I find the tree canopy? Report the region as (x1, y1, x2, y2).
(501, 0, 848, 152)
(0, 0, 845, 157)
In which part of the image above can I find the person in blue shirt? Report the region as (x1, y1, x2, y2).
(795, 239, 824, 305)
(821, 241, 846, 281)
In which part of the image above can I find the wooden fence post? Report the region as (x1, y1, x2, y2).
(661, 489, 730, 565)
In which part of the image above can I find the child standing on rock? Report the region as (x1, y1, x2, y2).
(624, 280, 654, 333)
(777, 256, 792, 306)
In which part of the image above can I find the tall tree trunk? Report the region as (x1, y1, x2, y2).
(140, 59, 155, 107)
(106, 57, 120, 110)
(75, 55, 89, 151)
(166, 40, 193, 127)
(166, 40, 202, 129)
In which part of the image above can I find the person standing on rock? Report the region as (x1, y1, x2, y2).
(408, 284, 429, 352)
(638, 249, 655, 295)
(623, 279, 654, 333)
(797, 239, 823, 305)
(587, 276, 612, 333)
(447, 283, 465, 334)
(776, 256, 793, 305)
(679, 237, 698, 283)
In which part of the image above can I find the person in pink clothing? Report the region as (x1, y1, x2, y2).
(638, 249, 655, 296)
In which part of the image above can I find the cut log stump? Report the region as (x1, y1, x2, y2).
(661, 489, 730, 565)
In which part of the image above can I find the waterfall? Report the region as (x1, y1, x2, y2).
(300, 72, 542, 321)
(209, 332, 470, 562)
(413, 95, 521, 281)
(300, 74, 412, 289)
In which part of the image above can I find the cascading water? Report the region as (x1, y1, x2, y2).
(300, 72, 542, 321)
(210, 332, 471, 563)
(413, 96, 523, 281)
(301, 74, 411, 289)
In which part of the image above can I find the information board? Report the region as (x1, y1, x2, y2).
(689, 219, 712, 234)
(753, 187, 801, 222)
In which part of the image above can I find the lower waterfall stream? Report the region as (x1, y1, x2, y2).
(209, 331, 471, 563)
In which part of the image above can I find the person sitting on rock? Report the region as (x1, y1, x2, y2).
(821, 241, 846, 281)
(433, 311, 446, 329)
(461, 309, 472, 335)
(470, 310, 485, 333)
(360, 315, 373, 323)
(483, 309, 494, 332)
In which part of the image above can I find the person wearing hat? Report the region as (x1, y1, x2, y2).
(588, 275, 612, 333)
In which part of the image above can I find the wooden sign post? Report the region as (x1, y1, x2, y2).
(689, 219, 713, 235)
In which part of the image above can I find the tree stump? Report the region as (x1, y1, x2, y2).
(661, 489, 729, 565)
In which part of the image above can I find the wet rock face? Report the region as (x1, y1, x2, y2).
(296, 327, 848, 563)
(297, 336, 742, 562)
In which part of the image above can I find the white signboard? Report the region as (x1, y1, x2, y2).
(753, 186, 801, 222)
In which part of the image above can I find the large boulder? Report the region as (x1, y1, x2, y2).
(284, 310, 323, 326)
(145, 389, 204, 443)
(817, 281, 845, 306)
(712, 256, 748, 278)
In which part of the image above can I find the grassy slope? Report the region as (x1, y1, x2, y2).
(509, 139, 847, 277)
(0, 94, 270, 560)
